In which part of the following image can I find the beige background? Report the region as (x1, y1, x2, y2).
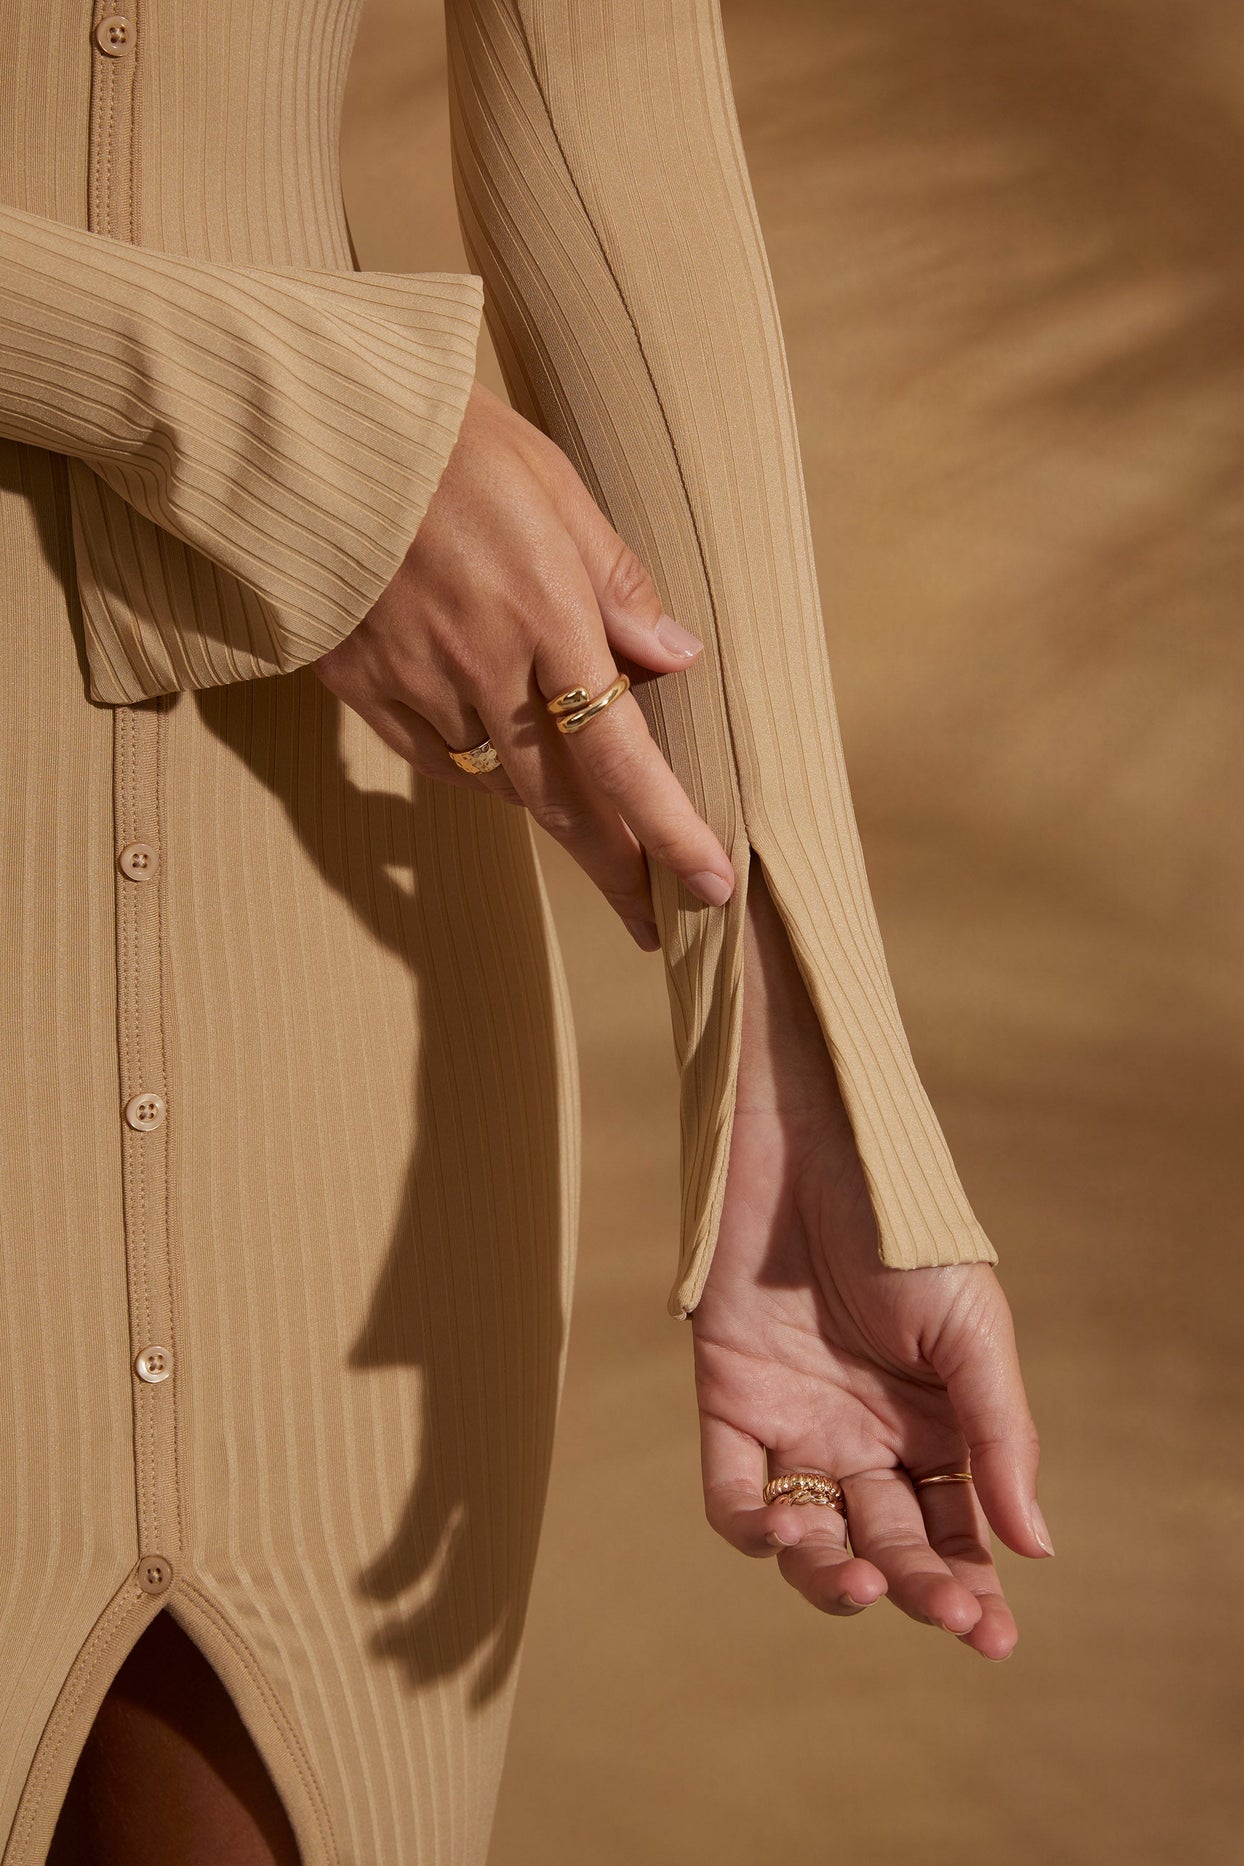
(342, 4, 1243, 1861)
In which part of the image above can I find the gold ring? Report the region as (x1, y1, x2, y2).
(762, 1470, 847, 1515)
(912, 1470, 973, 1487)
(546, 673, 631, 735)
(447, 736, 500, 775)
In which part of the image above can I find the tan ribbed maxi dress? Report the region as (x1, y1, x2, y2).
(0, 0, 998, 1859)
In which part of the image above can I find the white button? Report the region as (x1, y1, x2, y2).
(134, 1345, 172, 1384)
(118, 842, 157, 882)
(124, 1091, 166, 1132)
(135, 1553, 173, 1596)
(93, 13, 134, 56)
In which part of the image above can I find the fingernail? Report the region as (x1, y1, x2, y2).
(654, 613, 703, 658)
(841, 1594, 869, 1609)
(765, 1531, 795, 1548)
(688, 869, 733, 906)
(623, 916, 661, 952)
(1029, 1499, 1055, 1556)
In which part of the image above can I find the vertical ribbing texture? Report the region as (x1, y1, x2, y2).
(1, 0, 992, 1858)
(447, 0, 997, 1317)
(1, 3, 573, 1860)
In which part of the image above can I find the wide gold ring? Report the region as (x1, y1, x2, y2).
(762, 1470, 847, 1515)
(447, 736, 501, 775)
(545, 673, 631, 735)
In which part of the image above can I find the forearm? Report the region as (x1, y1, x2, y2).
(738, 856, 843, 1120)
(446, 0, 997, 1312)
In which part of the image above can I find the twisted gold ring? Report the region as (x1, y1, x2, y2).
(447, 736, 501, 775)
(546, 673, 631, 735)
(762, 1470, 847, 1516)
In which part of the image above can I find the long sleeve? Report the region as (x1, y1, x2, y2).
(445, 0, 999, 1317)
(0, 199, 483, 702)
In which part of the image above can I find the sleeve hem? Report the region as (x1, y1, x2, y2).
(71, 262, 484, 703)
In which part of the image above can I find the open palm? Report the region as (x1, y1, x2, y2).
(692, 870, 1052, 1661)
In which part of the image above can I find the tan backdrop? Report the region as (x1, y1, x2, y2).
(341, 4, 1243, 1861)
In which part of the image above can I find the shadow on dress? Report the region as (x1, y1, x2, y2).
(192, 667, 575, 1714)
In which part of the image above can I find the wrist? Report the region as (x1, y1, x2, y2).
(741, 857, 841, 1116)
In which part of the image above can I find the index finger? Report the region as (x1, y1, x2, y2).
(532, 635, 735, 908)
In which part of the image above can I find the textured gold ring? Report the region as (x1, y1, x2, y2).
(762, 1470, 847, 1515)
(447, 736, 501, 775)
(912, 1470, 974, 1488)
(545, 673, 631, 735)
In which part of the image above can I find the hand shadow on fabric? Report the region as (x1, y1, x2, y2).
(193, 670, 574, 1712)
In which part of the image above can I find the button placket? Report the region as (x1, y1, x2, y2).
(89, 0, 184, 1590)
(113, 706, 182, 1575)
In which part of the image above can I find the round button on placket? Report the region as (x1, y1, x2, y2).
(118, 841, 157, 882)
(134, 1345, 172, 1384)
(93, 13, 134, 56)
(135, 1554, 174, 1596)
(123, 1091, 166, 1132)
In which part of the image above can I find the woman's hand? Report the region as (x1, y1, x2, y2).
(693, 860, 1051, 1660)
(313, 379, 735, 949)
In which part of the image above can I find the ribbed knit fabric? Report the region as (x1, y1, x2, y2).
(448, 0, 998, 1313)
(0, 1, 995, 1861)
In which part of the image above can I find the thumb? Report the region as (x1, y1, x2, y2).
(572, 512, 706, 672)
(926, 1285, 1055, 1561)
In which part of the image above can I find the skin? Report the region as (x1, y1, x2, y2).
(696, 857, 1050, 1658)
(47, 1612, 300, 1865)
(315, 380, 739, 948)
(60, 380, 1046, 1859)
